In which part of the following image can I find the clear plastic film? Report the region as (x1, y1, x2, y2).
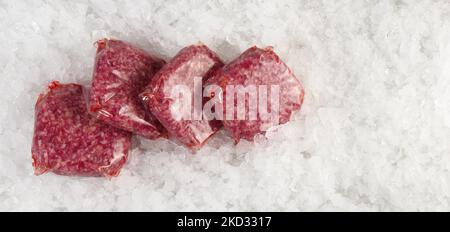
(140, 44, 224, 149)
(89, 39, 167, 140)
(31, 81, 132, 178)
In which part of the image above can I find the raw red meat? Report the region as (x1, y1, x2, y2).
(89, 39, 166, 139)
(140, 44, 224, 149)
(32, 81, 132, 177)
(206, 46, 305, 142)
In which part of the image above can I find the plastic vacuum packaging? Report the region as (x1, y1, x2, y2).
(32, 81, 132, 177)
(140, 44, 224, 149)
(89, 39, 166, 140)
(206, 46, 305, 142)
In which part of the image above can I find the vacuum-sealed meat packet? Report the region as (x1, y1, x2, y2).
(32, 81, 132, 177)
(89, 39, 166, 139)
(140, 44, 224, 149)
(206, 46, 305, 142)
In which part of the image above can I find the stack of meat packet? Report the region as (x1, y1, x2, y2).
(31, 39, 305, 178)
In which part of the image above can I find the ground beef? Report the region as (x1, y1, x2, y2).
(140, 44, 224, 149)
(89, 39, 166, 139)
(32, 81, 132, 177)
(206, 46, 305, 142)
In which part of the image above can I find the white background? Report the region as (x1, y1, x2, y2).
(1, 0, 450, 211)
